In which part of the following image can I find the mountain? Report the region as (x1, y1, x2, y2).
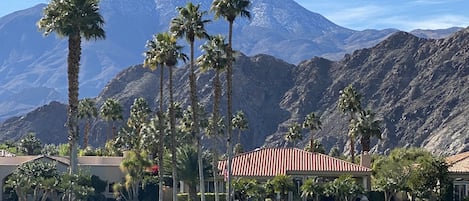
(1, 27, 467, 156)
(0, 0, 460, 121)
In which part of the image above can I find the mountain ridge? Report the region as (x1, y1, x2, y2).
(0, 0, 463, 121)
(1, 27, 467, 156)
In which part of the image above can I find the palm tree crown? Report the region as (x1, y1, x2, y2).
(170, 2, 211, 44)
(38, 0, 105, 39)
(211, 0, 251, 23)
(303, 112, 321, 152)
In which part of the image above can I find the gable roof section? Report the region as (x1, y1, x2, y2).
(219, 148, 371, 177)
(446, 151, 469, 173)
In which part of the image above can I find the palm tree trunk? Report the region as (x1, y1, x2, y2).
(84, 119, 91, 148)
(212, 148, 220, 201)
(349, 114, 355, 163)
(158, 64, 165, 201)
(189, 39, 206, 201)
(68, 32, 81, 175)
(169, 65, 178, 201)
(310, 131, 314, 152)
(226, 20, 234, 201)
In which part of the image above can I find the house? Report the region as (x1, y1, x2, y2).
(446, 151, 469, 201)
(217, 148, 372, 195)
(0, 153, 124, 201)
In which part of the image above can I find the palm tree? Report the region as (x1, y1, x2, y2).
(303, 112, 321, 153)
(37, 0, 105, 174)
(232, 110, 248, 154)
(270, 175, 295, 201)
(211, 1, 251, 199)
(197, 34, 230, 201)
(338, 84, 362, 163)
(78, 98, 98, 148)
(285, 122, 302, 148)
(170, 4, 210, 200)
(143, 35, 167, 201)
(155, 32, 187, 201)
(175, 144, 212, 201)
(197, 34, 229, 140)
(100, 98, 123, 142)
(301, 177, 323, 201)
(355, 109, 382, 152)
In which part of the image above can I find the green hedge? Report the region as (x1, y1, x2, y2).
(177, 193, 227, 201)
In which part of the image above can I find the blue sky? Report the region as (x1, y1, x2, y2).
(0, 0, 468, 31)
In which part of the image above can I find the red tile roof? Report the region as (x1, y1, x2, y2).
(446, 151, 469, 173)
(219, 148, 371, 177)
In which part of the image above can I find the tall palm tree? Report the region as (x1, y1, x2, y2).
(143, 34, 167, 201)
(211, 1, 251, 199)
(78, 98, 98, 148)
(100, 98, 123, 142)
(38, 0, 105, 174)
(170, 3, 210, 200)
(355, 109, 382, 152)
(197, 35, 230, 201)
(155, 32, 187, 201)
(302, 112, 321, 153)
(338, 84, 362, 163)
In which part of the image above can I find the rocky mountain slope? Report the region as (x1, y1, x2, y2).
(0, 0, 460, 121)
(1, 28, 467, 156)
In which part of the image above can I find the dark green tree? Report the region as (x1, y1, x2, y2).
(338, 84, 362, 163)
(78, 98, 98, 148)
(232, 110, 248, 154)
(301, 177, 323, 201)
(353, 109, 382, 152)
(284, 122, 302, 148)
(100, 98, 123, 142)
(303, 112, 322, 152)
(174, 144, 212, 201)
(270, 175, 295, 201)
(17, 133, 42, 155)
(324, 175, 363, 201)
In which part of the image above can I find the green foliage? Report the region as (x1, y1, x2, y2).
(269, 175, 295, 201)
(41, 143, 59, 156)
(58, 143, 70, 156)
(300, 177, 324, 201)
(304, 140, 326, 154)
(284, 122, 302, 147)
(17, 132, 42, 155)
(178, 193, 227, 201)
(329, 145, 341, 157)
(0, 141, 18, 154)
(115, 150, 152, 201)
(5, 161, 96, 201)
(174, 144, 213, 201)
(233, 177, 263, 201)
(323, 175, 363, 201)
(372, 148, 450, 201)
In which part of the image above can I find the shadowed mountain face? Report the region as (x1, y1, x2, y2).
(0, 0, 460, 120)
(1, 28, 467, 156)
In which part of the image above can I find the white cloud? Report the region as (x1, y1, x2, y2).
(379, 14, 469, 31)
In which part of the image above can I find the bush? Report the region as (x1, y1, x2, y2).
(177, 193, 227, 201)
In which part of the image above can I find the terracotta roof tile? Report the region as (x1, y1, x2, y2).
(446, 151, 469, 173)
(219, 148, 371, 177)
